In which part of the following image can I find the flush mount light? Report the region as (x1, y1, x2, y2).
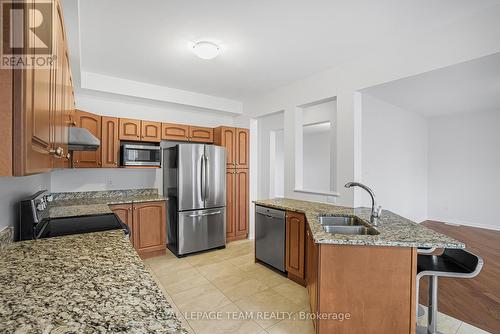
(192, 41, 220, 60)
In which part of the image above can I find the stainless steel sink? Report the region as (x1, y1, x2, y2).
(319, 215, 365, 226)
(322, 225, 380, 235)
(319, 215, 380, 235)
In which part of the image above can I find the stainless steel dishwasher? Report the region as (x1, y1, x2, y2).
(255, 205, 286, 272)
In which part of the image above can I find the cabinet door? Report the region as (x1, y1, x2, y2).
(110, 204, 134, 245)
(189, 126, 213, 143)
(133, 201, 166, 254)
(235, 169, 249, 237)
(215, 127, 236, 168)
(119, 118, 141, 141)
(73, 110, 101, 168)
(235, 128, 249, 168)
(101, 117, 119, 167)
(286, 211, 305, 279)
(141, 121, 161, 142)
(226, 169, 237, 239)
(161, 123, 190, 141)
(306, 226, 318, 330)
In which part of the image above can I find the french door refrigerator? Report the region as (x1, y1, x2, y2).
(164, 144, 226, 256)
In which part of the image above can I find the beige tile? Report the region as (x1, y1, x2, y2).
(228, 253, 256, 268)
(159, 268, 211, 295)
(171, 282, 232, 313)
(417, 308, 463, 334)
(247, 267, 289, 288)
(457, 322, 491, 334)
(234, 288, 303, 328)
(212, 274, 269, 302)
(272, 281, 309, 309)
(266, 309, 315, 334)
(187, 249, 233, 267)
(197, 261, 246, 281)
(187, 302, 263, 334)
(148, 257, 194, 277)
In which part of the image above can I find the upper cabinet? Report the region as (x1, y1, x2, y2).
(119, 118, 141, 141)
(141, 121, 162, 142)
(73, 110, 102, 168)
(119, 118, 161, 142)
(214, 127, 249, 169)
(4, 0, 75, 176)
(162, 123, 190, 141)
(101, 117, 119, 168)
(162, 123, 214, 143)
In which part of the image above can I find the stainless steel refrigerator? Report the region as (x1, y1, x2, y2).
(164, 144, 226, 256)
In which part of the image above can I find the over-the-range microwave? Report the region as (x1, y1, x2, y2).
(121, 143, 161, 167)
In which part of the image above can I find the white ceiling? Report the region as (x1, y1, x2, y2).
(362, 52, 500, 117)
(76, 0, 500, 100)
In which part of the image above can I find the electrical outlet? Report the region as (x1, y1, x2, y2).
(106, 178, 113, 188)
(326, 196, 336, 203)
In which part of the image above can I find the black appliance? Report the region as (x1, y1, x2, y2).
(121, 143, 161, 167)
(17, 190, 129, 241)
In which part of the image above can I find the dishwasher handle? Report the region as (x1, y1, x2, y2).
(256, 205, 285, 219)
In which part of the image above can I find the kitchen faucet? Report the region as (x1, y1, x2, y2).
(345, 182, 382, 226)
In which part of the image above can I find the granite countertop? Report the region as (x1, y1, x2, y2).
(0, 230, 186, 333)
(254, 198, 465, 248)
(49, 189, 166, 219)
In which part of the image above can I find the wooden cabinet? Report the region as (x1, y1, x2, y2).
(73, 110, 101, 168)
(226, 169, 249, 241)
(286, 211, 306, 283)
(306, 225, 319, 331)
(101, 117, 119, 167)
(109, 201, 166, 258)
(189, 126, 213, 143)
(214, 126, 236, 168)
(162, 123, 214, 143)
(226, 169, 236, 239)
(119, 118, 141, 141)
(236, 128, 249, 168)
(214, 126, 248, 169)
(110, 203, 134, 245)
(6, 0, 75, 176)
(133, 201, 166, 256)
(141, 121, 161, 142)
(162, 123, 190, 141)
(215, 126, 249, 242)
(235, 169, 249, 237)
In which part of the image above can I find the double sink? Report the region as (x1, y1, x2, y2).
(319, 215, 380, 235)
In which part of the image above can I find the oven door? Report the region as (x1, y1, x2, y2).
(122, 144, 161, 166)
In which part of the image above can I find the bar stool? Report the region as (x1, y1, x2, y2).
(416, 248, 484, 334)
(416, 247, 437, 318)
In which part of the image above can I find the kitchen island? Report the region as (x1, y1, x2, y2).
(0, 230, 186, 333)
(254, 198, 464, 334)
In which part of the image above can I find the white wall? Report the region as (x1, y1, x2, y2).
(0, 173, 51, 230)
(303, 130, 331, 192)
(273, 130, 284, 197)
(50, 168, 159, 193)
(361, 94, 428, 222)
(256, 111, 284, 199)
(428, 110, 500, 230)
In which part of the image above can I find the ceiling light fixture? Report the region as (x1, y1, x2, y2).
(192, 41, 220, 60)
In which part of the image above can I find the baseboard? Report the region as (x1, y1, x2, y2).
(425, 218, 500, 231)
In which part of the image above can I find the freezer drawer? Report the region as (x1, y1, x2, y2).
(178, 207, 226, 255)
(255, 205, 286, 272)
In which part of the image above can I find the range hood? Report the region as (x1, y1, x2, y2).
(68, 127, 100, 151)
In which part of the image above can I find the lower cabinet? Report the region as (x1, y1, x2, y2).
(286, 211, 306, 284)
(226, 168, 249, 241)
(306, 225, 319, 331)
(110, 201, 166, 258)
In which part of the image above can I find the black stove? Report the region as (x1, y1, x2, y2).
(17, 190, 129, 241)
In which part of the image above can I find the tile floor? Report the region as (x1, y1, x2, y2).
(144, 240, 491, 334)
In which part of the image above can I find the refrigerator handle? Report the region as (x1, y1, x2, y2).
(204, 155, 209, 202)
(201, 154, 206, 201)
